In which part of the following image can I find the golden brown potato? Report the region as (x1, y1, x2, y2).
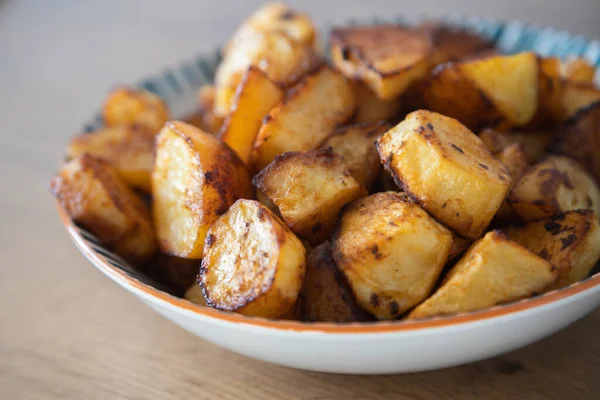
(193, 85, 224, 134)
(301, 242, 372, 322)
(560, 57, 596, 83)
(184, 283, 207, 306)
(504, 210, 600, 289)
(408, 231, 557, 319)
(332, 192, 453, 320)
(553, 81, 600, 122)
(199, 199, 306, 318)
(493, 144, 529, 223)
(320, 121, 391, 189)
(330, 25, 433, 100)
(552, 101, 600, 185)
(525, 56, 561, 129)
(508, 155, 600, 222)
(352, 80, 404, 123)
(152, 121, 253, 259)
(220, 67, 284, 164)
(376, 110, 511, 239)
(479, 128, 551, 164)
(50, 154, 157, 264)
(66, 125, 154, 192)
(457, 52, 539, 126)
(102, 87, 170, 132)
(144, 253, 199, 292)
(254, 149, 367, 245)
(252, 66, 356, 170)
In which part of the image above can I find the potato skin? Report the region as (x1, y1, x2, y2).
(199, 200, 306, 319)
(330, 25, 433, 100)
(504, 210, 600, 289)
(252, 66, 356, 171)
(102, 87, 169, 132)
(408, 231, 557, 319)
(320, 121, 391, 189)
(332, 192, 453, 320)
(254, 148, 367, 245)
(508, 155, 600, 222)
(376, 110, 511, 239)
(50, 154, 157, 264)
(301, 242, 372, 322)
(152, 121, 253, 259)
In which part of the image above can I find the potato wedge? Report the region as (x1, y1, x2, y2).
(560, 57, 596, 83)
(152, 121, 253, 259)
(479, 128, 551, 164)
(102, 87, 169, 132)
(376, 110, 511, 239)
(254, 149, 367, 244)
(332, 192, 453, 319)
(330, 25, 433, 100)
(220, 67, 284, 164)
(301, 242, 372, 322)
(554, 81, 600, 122)
(505, 210, 600, 289)
(352, 80, 404, 123)
(494, 144, 529, 223)
(66, 125, 154, 192)
(252, 66, 356, 170)
(408, 231, 556, 319)
(184, 283, 207, 306)
(320, 121, 391, 188)
(199, 199, 306, 318)
(457, 52, 539, 126)
(552, 101, 600, 185)
(50, 154, 157, 264)
(508, 155, 600, 221)
(144, 253, 199, 292)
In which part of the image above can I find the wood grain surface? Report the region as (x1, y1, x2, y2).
(1, 0, 600, 398)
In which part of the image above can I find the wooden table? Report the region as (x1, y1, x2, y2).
(2, 0, 600, 398)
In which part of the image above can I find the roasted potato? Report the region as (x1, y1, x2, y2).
(352, 80, 404, 123)
(252, 66, 356, 170)
(505, 210, 600, 289)
(332, 192, 453, 320)
(256, 189, 281, 217)
(220, 67, 284, 164)
(152, 121, 253, 259)
(553, 81, 600, 122)
(66, 125, 154, 192)
(199, 199, 306, 318)
(560, 57, 596, 83)
(320, 121, 391, 189)
(479, 128, 551, 164)
(408, 231, 557, 319)
(50, 154, 157, 264)
(376, 110, 511, 239)
(184, 283, 207, 306)
(102, 87, 170, 132)
(144, 253, 199, 292)
(301, 242, 372, 322)
(330, 25, 433, 100)
(493, 144, 529, 223)
(552, 101, 600, 185)
(508, 155, 600, 222)
(254, 149, 367, 244)
(457, 52, 539, 127)
(192, 85, 224, 133)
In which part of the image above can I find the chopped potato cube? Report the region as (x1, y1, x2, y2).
(554, 81, 600, 122)
(479, 128, 551, 164)
(352, 80, 404, 123)
(103, 87, 169, 132)
(560, 57, 596, 83)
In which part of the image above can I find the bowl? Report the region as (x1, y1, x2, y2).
(60, 17, 600, 374)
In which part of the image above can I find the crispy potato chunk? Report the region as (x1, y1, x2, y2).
(50, 154, 157, 264)
(479, 128, 551, 164)
(457, 52, 539, 126)
(376, 110, 511, 239)
(554, 82, 600, 122)
(301, 242, 372, 322)
(552, 102, 600, 185)
(508, 155, 600, 221)
(66, 125, 154, 192)
(320, 121, 391, 188)
(408, 231, 556, 319)
(102, 87, 169, 132)
(494, 144, 529, 223)
(184, 283, 207, 306)
(152, 121, 253, 259)
(332, 192, 453, 320)
(352, 80, 403, 123)
(560, 58, 596, 83)
(330, 25, 433, 100)
(220, 67, 284, 164)
(199, 200, 306, 318)
(505, 210, 600, 289)
(252, 66, 356, 170)
(254, 149, 367, 244)
(144, 253, 199, 292)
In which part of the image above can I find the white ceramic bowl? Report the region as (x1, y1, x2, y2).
(60, 18, 600, 374)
